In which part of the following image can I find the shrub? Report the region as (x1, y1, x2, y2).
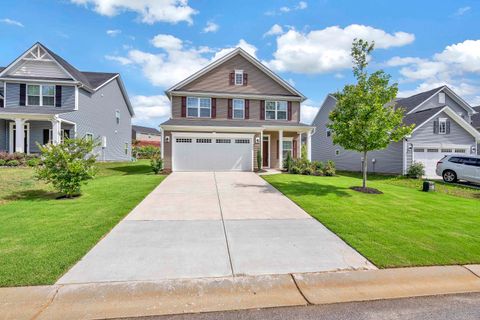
(283, 152, 293, 172)
(290, 166, 301, 174)
(150, 155, 163, 174)
(312, 161, 324, 172)
(323, 160, 336, 176)
(407, 162, 425, 179)
(133, 145, 160, 159)
(27, 158, 41, 167)
(36, 138, 98, 198)
(6, 160, 20, 167)
(302, 166, 313, 175)
(0, 159, 5, 166)
(256, 149, 262, 171)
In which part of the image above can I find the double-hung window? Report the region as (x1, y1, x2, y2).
(234, 70, 243, 85)
(438, 118, 447, 134)
(282, 139, 293, 159)
(233, 99, 245, 119)
(265, 101, 287, 120)
(27, 84, 55, 106)
(187, 97, 211, 118)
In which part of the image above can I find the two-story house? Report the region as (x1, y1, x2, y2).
(0, 42, 134, 161)
(312, 86, 480, 178)
(160, 48, 313, 172)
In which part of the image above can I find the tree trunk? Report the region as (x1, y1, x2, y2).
(362, 150, 368, 189)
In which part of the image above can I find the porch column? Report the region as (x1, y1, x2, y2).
(51, 118, 62, 145)
(278, 130, 283, 169)
(306, 130, 312, 161)
(260, 131, 263, 169)
(14, 118, 25, 153)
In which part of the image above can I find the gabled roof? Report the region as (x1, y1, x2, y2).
(132, 125, 161, 135)
(166, 47, 306, 101)
(395, 86, 443, 113)
(403, 106, 443, 127)
(472, 106, 480, 129)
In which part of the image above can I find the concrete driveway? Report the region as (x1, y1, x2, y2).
(58, 172, 374, 284)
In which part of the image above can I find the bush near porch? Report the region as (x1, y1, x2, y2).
(264, 172, 480, 268)
(0, 160, 165, 287)
(0, 152, 41, 167)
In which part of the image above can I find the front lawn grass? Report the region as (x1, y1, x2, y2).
(263, 173, 480, 268)
(0, 161, 165, 287)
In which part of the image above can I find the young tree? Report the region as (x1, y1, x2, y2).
(36, 138, 98, 198)
(328, 39, 414, 189)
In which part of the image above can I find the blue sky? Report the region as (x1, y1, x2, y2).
(1, 0, 479, 127)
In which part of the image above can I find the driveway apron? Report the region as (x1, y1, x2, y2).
(58, 172, 374, 284)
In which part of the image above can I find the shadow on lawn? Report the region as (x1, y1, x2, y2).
(269, 180, 352, 198)
(2, 189, 59, 202)
(105, 164, 152, 175)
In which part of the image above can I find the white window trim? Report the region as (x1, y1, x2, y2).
(282, 137, 293, 158)
(186, 96, 212, 118)
(232, 98, 245, 119)
(234, 70, 243, 85)
(265, 100, 288, 120)
(438, 92, 446, 104)
(115, 109, 120, 124)
(438, 118, 447, 135)
(26, 84, 55, 107)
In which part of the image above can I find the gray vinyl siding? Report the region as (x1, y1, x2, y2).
(413, 91, 471, 122)
(28, 121, 51, 153)
(60, 78, 132, 161)
(0, 120, 6, 151)
(4, 82, 75, 109)
(311, 95, 404, 174)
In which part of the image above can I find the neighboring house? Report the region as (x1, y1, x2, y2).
(132, 125, 161, 147)
(312, 86, 480, 178)
(160, 48, 313, 172)
(0, 42, 134, 161)
(473, 106, 480, 155)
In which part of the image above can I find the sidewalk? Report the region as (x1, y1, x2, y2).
(2, 265, 480, 320)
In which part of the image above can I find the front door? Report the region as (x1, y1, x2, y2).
(262, 137, 269, 167)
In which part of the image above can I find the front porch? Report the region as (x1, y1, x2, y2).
(0, 114, 75, 154)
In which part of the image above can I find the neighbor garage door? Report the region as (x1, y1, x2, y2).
(413, 146, 469, 178)
(172, 135, 253, 171)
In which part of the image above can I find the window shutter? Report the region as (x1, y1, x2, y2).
(293, 139, 297, 158)
(260, 100, 265, 120)
(245, 99, 249, 119)
(446, 119, 451, 134)
(276, 140, 279, 159)
(43, 129, 50, 145)
(227, 99, 232, 119)
(19, 84, 26, 106)
(181, 97, 186, 117)
(433, 119, 439, 134)
(211, 98, 216, 119)
(243, 73, 248, 86)
(55, 85, 62, 108)
(287, 101, 292, 121)
(229, 72, 235, 85)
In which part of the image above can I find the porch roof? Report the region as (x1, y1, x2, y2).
(0, 107, 74, 120)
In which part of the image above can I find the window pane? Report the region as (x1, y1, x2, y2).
(42, 85, 55, 96)
(187, 107, 198, 117)
(277, 111, 287, 120)
(199, 98, 211, 108)
(187, 97, 198, 107)
(283, 141, 292, 150)
(43, 96, 54, 106)
(235, 73, 243, 85)
(266, 101, 276, 110)
(266, 111, 276, 120)
(27, 85, 40, 95)
(277, 101, 287, 111)
(233, 99, 244, 109)
(233, 109, 244, 119)
(27, 96, 40, 105)
(199, 108, 210, 117)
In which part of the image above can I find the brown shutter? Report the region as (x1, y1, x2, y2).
(227, 99, 232, 119)
(181, 97, 187, 117)
(19, 84, 26, 106)
(293, 139, 297, 158)
(229, 72, 235, 85)
(55, 85, 62, 108)
(245, 99, 249, 119)
(260, 100, 265, 120)
(276, 140, 279, 159)
(287, 101, 292, 121)
(243, 73, 248, 86)
(211, 98, 216, 118)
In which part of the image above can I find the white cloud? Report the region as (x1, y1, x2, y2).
(279, 6, 290, 13)
(70, 0, 197, 24)
(264, 24, 284, 37)
(455, 6, 471, 16)
(296, 1, 308, 10)
(266, 1, 308, 15)
(300, 100, 319, 124)
(265, 24, 415, 74)
(203, 21, 219, 33)
(131, 95, 171, 126)
(106, 29, 121, 37)
(0, 18, 24, 27)
(107, 35, 256, 88)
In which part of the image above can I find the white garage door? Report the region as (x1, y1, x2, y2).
(413, 147, 468, 178)
(172, 135, 253, 171)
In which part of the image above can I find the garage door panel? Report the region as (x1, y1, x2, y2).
(173, 136, 253, 172)
(414, 146, 470, 178)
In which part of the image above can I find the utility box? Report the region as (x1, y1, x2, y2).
(422, 181, 435, 192)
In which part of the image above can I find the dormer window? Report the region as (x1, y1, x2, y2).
(235, 70, 244, 85)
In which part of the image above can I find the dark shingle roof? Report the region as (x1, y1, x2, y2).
(132, 125, 160, 135)
(472, 106, 480, 129)
(81, 71, 118, 89)
(403, 106, 444, 127)
(395, 86, 444, 113)
(161, 118, 312, 128)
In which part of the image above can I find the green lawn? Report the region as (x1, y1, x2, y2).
(0, 161, 165, 287)
(263, 173, 480, 268)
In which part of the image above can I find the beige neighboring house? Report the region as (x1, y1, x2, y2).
(132, 125, 161, 147)
(160, 48, 313, 171)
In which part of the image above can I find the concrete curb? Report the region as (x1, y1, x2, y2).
(2, 265, 480, 320)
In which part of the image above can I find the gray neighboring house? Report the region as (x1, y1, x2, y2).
(473, 106, 480, 155)
(0, 42, 134, 161)
(311, 85, 480, 178)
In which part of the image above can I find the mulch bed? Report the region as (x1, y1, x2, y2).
(350, 186, 383, 194)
